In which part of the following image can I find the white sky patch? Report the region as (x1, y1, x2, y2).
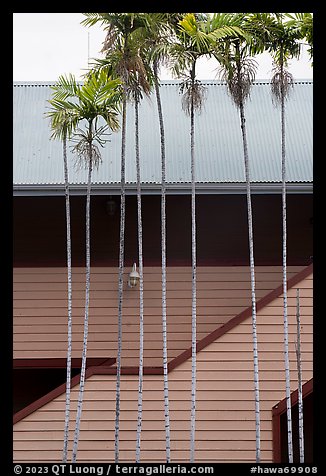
(13, 13, 313, 82)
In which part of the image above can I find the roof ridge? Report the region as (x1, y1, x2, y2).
(13, 79, 313, 87)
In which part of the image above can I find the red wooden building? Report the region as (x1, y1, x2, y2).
(13, 80, 313, 462)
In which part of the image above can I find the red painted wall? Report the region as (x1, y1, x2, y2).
(13, 194, 312, 266)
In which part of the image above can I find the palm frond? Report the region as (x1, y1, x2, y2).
(146, 41, 173, 68)
(96, 100, 120, 131)
(47, 98, 79, 112)
(178, 13, 215, 52)
(257, 13, 305, 65)
(101, 24, 121, 54)
(167, 42, 194, 77)
(81, 13, 108, 28)
(81, 12, 128, 30)
(209, 25, 249, 44)
(46, 108, 80, 140)
(86, 57, 116, 78)
(209, 13, 241, 30)
(46, 87, 81, 140)
(47, 69, 121, 171)
(81, 70, 121, 105)
(49, 74, 80, 101)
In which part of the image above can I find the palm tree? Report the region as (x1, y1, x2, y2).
(168, 13, 208, 463)
(47, 79, 79, 462)
(213, 13, 265, 463)
(81, 13, 151, 462)
(285, 13, 313, 62)
(129, 13, 183, 462)
(134, 91, 144, 463)
(142, 13, 223, 461)
(295, 288, 304, 463)
(153, 67, 171, 462)
(180, 65, 201, 466)
(48, 71, 121, 462)
(126, 38, 153, 464)
(284, 17, 312, 462)
(264, 14, 301, 462)
(171, 12, 255, 461)
(152, 46, 171, 467)
(142, 13, 188, 461)
(133, 86, 146, 463)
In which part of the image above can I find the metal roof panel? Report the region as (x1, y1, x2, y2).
(13, 80, 313, 189)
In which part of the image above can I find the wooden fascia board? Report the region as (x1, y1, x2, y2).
(168, 264, 313, 372)
(13, 364, 163, 424)
(272, 378, 313, 462)
(13, 366, 97, 424)
(13, 358, 115, 369)
(272, 378, 313, 417)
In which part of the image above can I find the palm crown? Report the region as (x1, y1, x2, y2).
(47, 70, 121, 167)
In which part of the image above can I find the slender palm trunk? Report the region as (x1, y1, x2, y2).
(153, 60, 171, 463)
(71, 145, 93, 463)
(135, 97, 145, 463)
(115, 84, 127, 463)
(62, 135, 73, 463)
(189, 84, 197, 464)
(296, 288, 304, 463)
(280, 62, 293, 463)
(239, 99, 261, 463)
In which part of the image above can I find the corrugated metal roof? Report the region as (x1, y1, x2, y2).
(13, 80, 312, 193)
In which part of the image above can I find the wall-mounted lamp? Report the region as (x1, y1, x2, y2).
(106, 196, 117, 217)
(128, 263, 140, 288)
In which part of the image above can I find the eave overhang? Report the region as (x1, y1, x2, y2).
(13, 182, 313, 196)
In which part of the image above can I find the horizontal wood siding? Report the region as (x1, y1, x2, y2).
(14, 266, 303, 366)
(13, 271, 312, 462)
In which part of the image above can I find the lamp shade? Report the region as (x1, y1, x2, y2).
(128, 263, 140, 287)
